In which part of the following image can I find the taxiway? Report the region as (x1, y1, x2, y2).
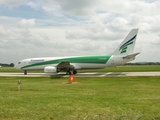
(0, 72, 160, 77)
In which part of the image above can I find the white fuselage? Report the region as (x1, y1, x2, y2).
(14, 55, 134, 71)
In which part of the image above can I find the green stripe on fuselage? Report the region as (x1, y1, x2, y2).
(21, 55, 111, 69)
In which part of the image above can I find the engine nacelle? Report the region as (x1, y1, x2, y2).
(44, 66, 57, 73)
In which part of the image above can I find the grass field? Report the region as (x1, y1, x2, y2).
(0, 65, 160, 73)
(0, 76, 160, 119)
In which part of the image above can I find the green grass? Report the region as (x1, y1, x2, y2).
(79, 65, 160, 72)
(0, 76, 160, 119)
(0, 67, 43, 73)
(0, 65, 160, 73)
(0, 67, 19, 72)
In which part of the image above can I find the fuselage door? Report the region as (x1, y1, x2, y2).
(111, 56, 114, 66)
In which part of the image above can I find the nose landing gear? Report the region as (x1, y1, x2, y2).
(24, 70, 27, 75)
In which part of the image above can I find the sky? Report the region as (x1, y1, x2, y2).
(0, 0, 160, 64)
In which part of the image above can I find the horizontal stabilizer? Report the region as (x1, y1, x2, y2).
(122, 52, 140, 59)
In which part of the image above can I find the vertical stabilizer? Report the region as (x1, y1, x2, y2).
(112, 29, 138, 55)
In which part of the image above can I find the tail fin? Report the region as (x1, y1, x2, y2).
(112, 29, 138, 55)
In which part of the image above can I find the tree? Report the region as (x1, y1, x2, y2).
(9, 63, 14, 67)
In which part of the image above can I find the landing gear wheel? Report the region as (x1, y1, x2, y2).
(73, 70, 77, 75)
(66, 71, 72, 75)
(24, 70, 27, 75)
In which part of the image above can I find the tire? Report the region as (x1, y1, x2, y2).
(73, 70, 77, 75)
(24, 70, 27, 75)
(66, 71, 72, 75)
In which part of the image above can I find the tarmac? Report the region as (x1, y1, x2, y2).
(0, 72, 160, 77)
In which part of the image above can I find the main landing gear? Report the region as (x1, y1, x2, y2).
(66, 70, 77, 75)
(66, 71, 72, 75)
(73, 70, 77, 75)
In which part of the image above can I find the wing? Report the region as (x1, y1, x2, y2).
(56, 60, 74, 72)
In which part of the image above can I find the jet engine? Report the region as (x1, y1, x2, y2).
(44, 66, 57, 73)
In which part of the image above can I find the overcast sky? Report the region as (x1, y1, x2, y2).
(0, 0, 160, 64)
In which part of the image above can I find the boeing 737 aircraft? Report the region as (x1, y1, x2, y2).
(14, 29, 140, 75)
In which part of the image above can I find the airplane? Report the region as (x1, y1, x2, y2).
(14, 29, 140, 75)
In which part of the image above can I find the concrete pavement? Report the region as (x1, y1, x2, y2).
(0, 72, 160, 77)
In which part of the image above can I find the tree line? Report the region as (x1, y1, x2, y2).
(0, 63, 15, 67)
(125, 62, 160, 65)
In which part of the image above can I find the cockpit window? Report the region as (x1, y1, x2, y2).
(18, 62, 21, 64)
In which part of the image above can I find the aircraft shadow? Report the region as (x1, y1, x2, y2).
(49, 74, 68, 79)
